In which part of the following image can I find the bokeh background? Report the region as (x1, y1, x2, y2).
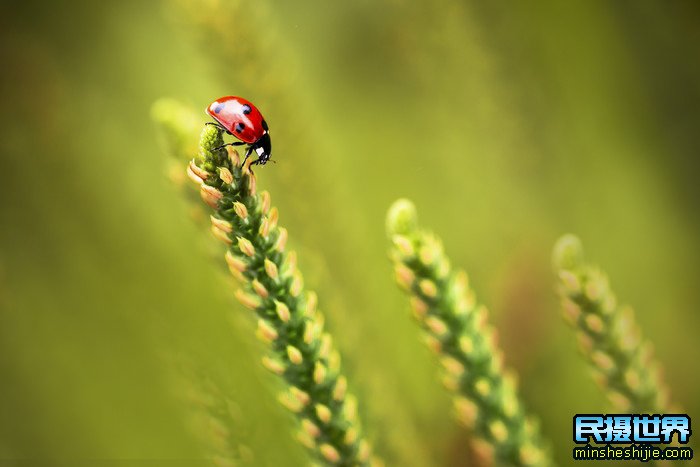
(1, 1, 698, 465)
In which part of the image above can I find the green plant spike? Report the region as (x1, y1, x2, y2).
(552, 235, 671, 413)
(386, 199, 554, 467)
(185, 123, 376, 466)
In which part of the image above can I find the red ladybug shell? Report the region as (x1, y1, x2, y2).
(206, 96, 266, 144)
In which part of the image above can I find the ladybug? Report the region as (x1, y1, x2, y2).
(206, 96, 272, 166)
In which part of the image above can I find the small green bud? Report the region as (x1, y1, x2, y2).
(287, 345, 304, 365)
(199, 124, 224, 154)
(233, 201, 249, 220)
(301, 419, 320, 438)
(552, 234, 584, 271)
(344, 427, 358, 445)
(279, 391, 304, 413)
(489, 420, 508, 443)
(386, 198, 418, 236)
(261, 356, 285, 375)
(296, 431, 315, 449)
(274, 300, 291, 323)
(225, 250, 248, 279)
(357, 440, 371, 462)
(454, 397, 478, 427)
(264, 258, 279, 280)
(218, 167, 233, 185)
(343, 395, 358, 422)
(289, 386, 310, 406)
(200, 184, 223, 209)
(319, 444, 340, 463)
(313, 362, 327, 384)
(260, 190, 271, 214)
(392, 235, 415, 257)
(256, 319, 278, 342)
(235, 289, 261, 310)
(251, 279, 269, 298)
(237, 237, 255, 257)
(333, 376, 348, 401)
(315, 404, 332, 424)
(425, 316, 449, 337)
(210, 223, 232, 245)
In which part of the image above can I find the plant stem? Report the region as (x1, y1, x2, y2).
(552, 234, 670, 413)
(386, 199, 554, 467)
(186, 124, 375, 466)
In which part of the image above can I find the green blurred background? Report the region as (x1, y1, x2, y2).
(1, 0, 698, 465)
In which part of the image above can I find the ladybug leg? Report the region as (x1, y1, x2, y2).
(205, 121, 228, 133)
(251, 156, 274, 166)
(242, 146, 254, 166)
(213, 141, 246, 151)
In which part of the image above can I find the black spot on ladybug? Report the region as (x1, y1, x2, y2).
(261, 119, 269, 131)
(242, 104, 252, 115)
(213, 103, 224, 114)
(235, 122, 245, 133)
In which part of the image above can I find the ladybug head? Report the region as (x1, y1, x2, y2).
(253, 133, 272, 165)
